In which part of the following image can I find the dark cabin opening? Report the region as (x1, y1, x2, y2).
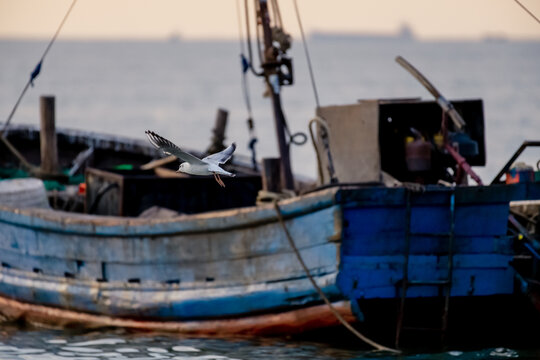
(85, 168, 262, 217)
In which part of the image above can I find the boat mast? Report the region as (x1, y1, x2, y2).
(257, 0, 295, 190)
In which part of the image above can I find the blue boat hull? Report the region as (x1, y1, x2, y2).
(0, 182, 539, 331)
(336, 184, 537, 300)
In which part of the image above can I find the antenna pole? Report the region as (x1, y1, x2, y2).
(258, 0, 295, 190)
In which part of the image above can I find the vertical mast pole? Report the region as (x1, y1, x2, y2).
(258, 0, 295, 190)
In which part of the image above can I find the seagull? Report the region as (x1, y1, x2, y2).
(145, 130, 236, 187)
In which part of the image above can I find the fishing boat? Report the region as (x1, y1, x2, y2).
(1, 0, 540, 350)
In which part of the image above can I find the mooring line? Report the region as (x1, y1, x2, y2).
(1, 0, 77, 136)
(513, 0, 540, 24)
(273, 200, 400, 353)
(292, 0, 320, 108)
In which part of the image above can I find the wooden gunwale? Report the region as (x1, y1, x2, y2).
(0, 187, 338, 237)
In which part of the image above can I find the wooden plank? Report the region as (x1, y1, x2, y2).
(0, 267, 341, 319)
(0, 206, 341, 265)
(103, 242, 339, 283)
(336, 184, 531, 207)
(140, 155, 177, 170)
(342, 233, 511, 256)
(0, 295, 355, 335)
(0, 248, 101, 279)
(0, 187, 338, 235)
(337, 254, 514, 299)
(153, 167, 187, 178)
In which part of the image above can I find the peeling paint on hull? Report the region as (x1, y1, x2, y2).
(0, 295, 355, 335)
(0, 188, 344, 321)
(1, 178, 540, 333)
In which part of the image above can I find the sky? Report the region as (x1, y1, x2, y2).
(0, 0, 539, 41)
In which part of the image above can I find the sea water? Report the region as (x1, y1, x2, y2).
(0, 325, 539, 360)
(1, 38, 539, 181)
(1, 38, 540, 358)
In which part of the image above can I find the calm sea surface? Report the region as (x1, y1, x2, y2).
(1, 38, 539, 180)
(1, 38, 540, 358)
(0, 325, 540, 360)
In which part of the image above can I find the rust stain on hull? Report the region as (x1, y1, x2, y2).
(0, 295, 355, 336)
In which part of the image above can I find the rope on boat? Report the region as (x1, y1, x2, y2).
(253, 1, 265, 69)
(242, 0, 263, 77)
(269, 0, 284, 30)
(236, 0, 259, 170)
(239, 0, 307, 159)
(293, 0, 320, 108)
(1, 0, 77, 136)
(267, 0, 309, 148)
(0, 136, 38, 173)
(273, 200, 400, 353)
(308, 116, 338, 184)
(513, 0, 540, 24)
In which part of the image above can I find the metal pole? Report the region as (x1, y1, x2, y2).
(258, 0, 295, 190)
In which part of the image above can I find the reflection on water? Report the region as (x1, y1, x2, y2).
(0, 325, 362, 360)
(0, 325, 538, 360)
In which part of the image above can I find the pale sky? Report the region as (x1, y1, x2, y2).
(0, 0, 539, 41)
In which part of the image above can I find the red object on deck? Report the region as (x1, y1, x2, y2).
(444, 143, 484, 185)
(505, 169, 534, 184)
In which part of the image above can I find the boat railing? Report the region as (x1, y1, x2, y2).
(491, 141, 540, 185)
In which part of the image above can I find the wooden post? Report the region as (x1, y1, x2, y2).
(40, 95, 59, 174)
(206, 108, 228, 155)
(261, 158, 282, 193)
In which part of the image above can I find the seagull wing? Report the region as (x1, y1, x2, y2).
(145, 130, 206, 165)
(203, 143, 236, 165)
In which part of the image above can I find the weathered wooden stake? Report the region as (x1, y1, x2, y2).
(206, 108, 228, 155)
(40, 95, 59, 174)
(261, 158, 282, 193)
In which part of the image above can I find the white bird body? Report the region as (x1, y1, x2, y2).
(178, 162, 233, 177)
(145, 130, 236, 187)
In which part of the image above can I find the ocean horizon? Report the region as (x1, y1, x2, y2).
(1, 37, 539, 181)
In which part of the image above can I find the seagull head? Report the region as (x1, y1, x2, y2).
(177, 162, 187, 173)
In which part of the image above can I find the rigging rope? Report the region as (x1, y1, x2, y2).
(282, 117, 308, 146)
(243, 0, 263, 76)
(1, 0, 77, 136)
(513, 0, 540, 24)
(270, 0, 284, 29)
(236, 0, 247, 55)
(243, 0, 307, 156)
(269, 0, 278, 28)
(253, 0, 265, 67)
(237, 0, 259, 170)
(293, 0, 320, 108)
(265, 0, 307, 148)
(273, 200, 400, 353)
(236, 0, 253, 117)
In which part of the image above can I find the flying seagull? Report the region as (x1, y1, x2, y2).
(145, 130, 236, 187)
